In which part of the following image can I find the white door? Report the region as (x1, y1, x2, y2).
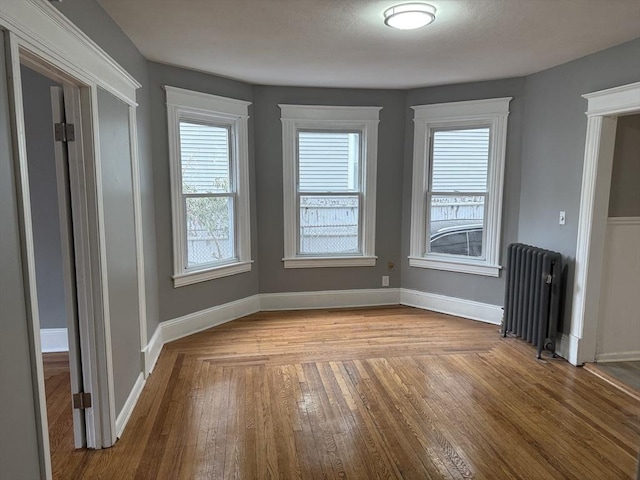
(50, 85, 87, 448)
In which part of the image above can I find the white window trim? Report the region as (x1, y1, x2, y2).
(166, 86, 252, 287)
(409, 97, 512, 277)
(280, 105, 381, 269)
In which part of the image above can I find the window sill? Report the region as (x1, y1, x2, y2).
(283, 256, 377, 269)
(173, 260, 253, 287)
(408, 256, 501, 277)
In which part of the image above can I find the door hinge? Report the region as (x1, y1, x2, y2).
(54, 122, 75, 142)
(72, 392, 92, 410)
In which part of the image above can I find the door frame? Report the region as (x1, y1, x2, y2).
(569, 81, 640, 366)
(1, 1, 144, 478)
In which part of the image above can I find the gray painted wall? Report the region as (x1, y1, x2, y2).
(147, 62, 260, 322)
(0, 33, 43, 480)
(97, 88, 142, 412)
(253, 85, 406, 294)
(53, 0, 160, 342)
(401, 78, 526, 306)
(519, 38, 640, 333)
(21, 66, 67, 330)
(609, 114, 640, 217)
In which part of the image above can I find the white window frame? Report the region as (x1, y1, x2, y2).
(166, 86, 252, 287)
(280, 104, 381, 268)
(409, 98, 511, 277)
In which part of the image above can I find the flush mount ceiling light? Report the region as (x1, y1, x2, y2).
(384, 3, 436, 30)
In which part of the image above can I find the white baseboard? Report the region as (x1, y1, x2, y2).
(115, 372, 145, 438)
(399, 289, 503, 325)
(556, 332, 580, 365)
(142, 287, 506, 376)
(260, 288, 401, 311)
(40, 328, 69, 352)
(161, 294, 261, 345)
(143, 325, 163, 377)
(595, 351, 640, 363)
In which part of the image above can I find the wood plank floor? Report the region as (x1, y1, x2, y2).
(584, 361, 640, 402)
(42, 351, 76, 476)
(46, 306, 639, 479)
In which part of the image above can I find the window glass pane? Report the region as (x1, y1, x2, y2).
(468, 230, 483, 257)
(299, 195, 359, 254)
(432, 127, 489, 193)
(431, 233, 468, 256)
(186, 196, 234, 267)
(298, 131, 359, 192)
(180, 121, 230, 194)
(429, 195, 484, 257)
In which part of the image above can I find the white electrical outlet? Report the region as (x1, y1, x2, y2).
(559, 211, 566, 225)
(382, 275, 389, 287)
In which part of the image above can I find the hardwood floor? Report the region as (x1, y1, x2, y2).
(42, 352, 75, 475)
(584, 361, 640, 401)
(47, 306, 639, 479)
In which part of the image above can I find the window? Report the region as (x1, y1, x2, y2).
(409, 98, 511, 276)
(280, 105, 381, 268)
(166, 86, 252, 287)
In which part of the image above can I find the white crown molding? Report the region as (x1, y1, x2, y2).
(400, 289, 503, 325)
(279, 104, 382, 122)
(40, 328, 69, 353)
(412, 97, 512, 120)
(0, 0, 140, 105)
(583, 82, 640, 117)
(165, 85, 251, 116)
(115, 372, 145, 438)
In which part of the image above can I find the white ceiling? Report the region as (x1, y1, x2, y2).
(98, 0, 640, 89)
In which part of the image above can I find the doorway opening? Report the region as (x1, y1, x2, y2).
(9, 42, 120, 476)
(584, 113, 640, 398)
(4, 6, 145, 475)
(20, 63, 89, 470)
(568, 82, 640, 367)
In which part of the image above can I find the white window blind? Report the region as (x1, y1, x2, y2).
(298, 132, 358, 191)
(180, 122, 230, 193)
(431, 128, 490, 193)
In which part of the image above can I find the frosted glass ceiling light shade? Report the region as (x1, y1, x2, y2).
(384, 3, 436, 30)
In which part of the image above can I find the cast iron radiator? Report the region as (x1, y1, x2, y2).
(502, 243, 563, 358)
